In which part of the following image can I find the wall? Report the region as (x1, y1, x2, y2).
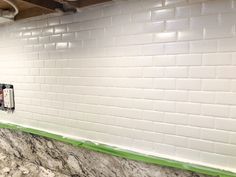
(0, 0, 235, 172)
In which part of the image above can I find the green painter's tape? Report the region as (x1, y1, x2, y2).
(0, 123, 235, 177)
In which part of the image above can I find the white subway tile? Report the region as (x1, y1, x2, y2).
(176, 147, 201, 162)
(154, 100, 176, 112)
(202, 0, 233, 15)
(48, 17, 60, 26)
(90, 29, 104, 39)
(142, 44, 164, 55)
(165, 0, 187, 6)
(54, 25, 67, 34)
(201, 129, 230, 143)
(164, 113, 188, 125)
(143, 21, 165, 33)
(143, 67, 164, 78)
(189, 91, 215, 104)
(230, 133, 236, 145)
(79, 9, 103, 22)
(123, 23, 145, 35)
(134, 130, 163, 143)
(112, 14, 131, 25)
(216, 92, 236, 105)
(176, 102, 201, 115)
(190, 40, 217, 53)
(102, 4, 121, 17)
(62, 33, 75, 41)
(143, 89, 164, 100)
(56, 42, 68, 50)
(31, 29, 42, 36)
(153, 55, 176, 66)
(154, 78, 176, 89)
(28, 37, 38, 44)
(133, 99, 154, 110)
(164, 90, 188, 102)
(232, 53, 236, 64)
(152, 8, 175, 20)
(142, 0, 163, 9)
(165, 67, 188, 78)
(189, 66, 216, 79)
(230, 106, 236, 118)
(215, 143, 236, 156)
(76, 30, 90, 40)
(204, 26, 234, 39)
(42, 27, 54, 36)
(132, 139, 153, 152)
(83, 39, 97, 48)
(105, 26, 123, 36)
(200, 152, 228, 169)
(97, 37, 115, 47)
(202, 79, 230, 91)
(216, 118, 236, 131)
(165, 135, 188, 147)
(178, 30, 203, 41)
(231, 80, 236, 92)
(176, 125, 200, 138)
(202, 104, 229, 117)
(166, 19, 189, 31)
(132, 11, 151, 22)
(190, 15, 219, 29)
(22, 31, 31, 37)
(158, 123, 176, 134)
(68, 41, 83, 49)
(189, 139, 214, 152)
(117, 34, 152, 46)
(202, 53, 232, 66)
(60, 14, 74, 24)
(123, 46, 142, 56)
(119, 1, 144, 14)
(189, 115, 215, 128)
(67, 22, 81, 32)
(153, 32, 177, 43)
(165, 42, 189, 54)
(175, 4, 201, 18)
(50, 34, 61, 42)
(228, 156, 236, 169)
(220, 12, 236, 27)
(142, 110, 164, 122)
(44, 43, 56, 50)
(216, 66, 236, 79)
(154, 143, 176, 156)
(176, 79, 201, 90)
(176, 54, 202, 66)
(218, 38, 236, 52)
(36, 20, 48, 28)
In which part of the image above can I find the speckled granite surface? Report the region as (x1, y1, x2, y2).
(0, 129, 213, 177)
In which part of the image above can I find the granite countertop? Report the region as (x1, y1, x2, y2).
(0, 129, 213, 177)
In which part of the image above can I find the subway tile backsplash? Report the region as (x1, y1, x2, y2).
(0, 0, 236, 173)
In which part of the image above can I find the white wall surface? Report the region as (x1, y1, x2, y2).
(0, 0, 236, 172)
